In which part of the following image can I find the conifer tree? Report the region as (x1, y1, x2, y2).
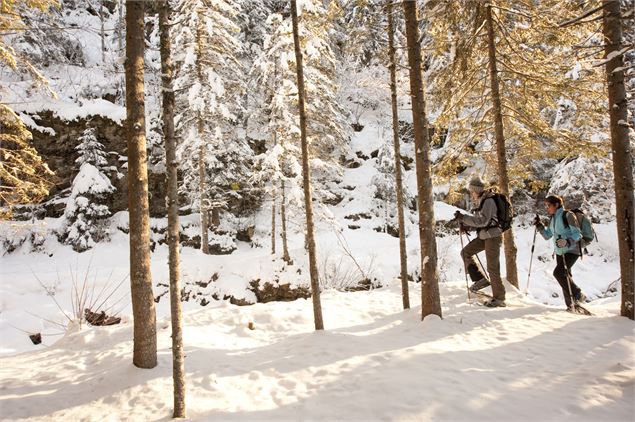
(172, 0, 252, 250)
(291, 0, 324, 330)
(387, 0, 409, 309)
(60, 128, 115, 252)
(159, 0, 186, 414)
(600, 0, 634, 320)
(0, 105, 54, 218)
(125, 0, 157, 369)
(403, 0, 441, 319)
(0, 0, 57, 218)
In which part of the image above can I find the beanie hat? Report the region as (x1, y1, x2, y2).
(468, 176, 485, 194)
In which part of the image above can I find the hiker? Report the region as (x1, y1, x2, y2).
(533, 195, 587, 311)
(454, 176, 506, 308)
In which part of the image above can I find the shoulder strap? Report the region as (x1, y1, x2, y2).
(561, 210, 569, 228)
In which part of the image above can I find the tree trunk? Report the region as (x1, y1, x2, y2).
(271, 201, 276, 255)
(158, 1, 186, 416)
(485, 3, 518, 288)
(402, 0, 441, 319)
(387, 1, 409, 310)
(198, 145, 209, 254)
(602, 0, 634, 320)
(281, 178, 292, 264)
(124, 0, 157, 369)
(100, 0, 105, 64)
(291, 0, 324, 330)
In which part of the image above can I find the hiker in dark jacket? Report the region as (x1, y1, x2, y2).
(454, 176, 506, 308)
(533, 195, 587, 310)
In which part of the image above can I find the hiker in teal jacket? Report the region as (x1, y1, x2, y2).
(534, 195, 586, 310)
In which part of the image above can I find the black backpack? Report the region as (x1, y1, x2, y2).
(477, 192, 514, 232)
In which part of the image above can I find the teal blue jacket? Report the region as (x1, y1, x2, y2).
(540, 207, 582, 256)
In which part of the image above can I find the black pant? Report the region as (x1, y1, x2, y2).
(554, 253, 582, 307)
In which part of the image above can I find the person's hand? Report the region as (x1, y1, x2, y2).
(533, 214, 544, 231)
(454, 210, 464, 222)
(556, 238, 570, 248)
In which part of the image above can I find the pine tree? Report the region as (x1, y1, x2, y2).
(387, 0, 409, 309)
(159, 0, 186, 414)
(172, 0, 252, 249)
(0, 0, 57, 218)
(291, 0, 324, 331)
(600, 0, 634, 320)
(61, 128, 115, 252)
(0, 105, 54, 218)
(403, 0, 441, 319)
(125, 0, 157, 369)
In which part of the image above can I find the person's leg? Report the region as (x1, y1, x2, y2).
(484, 236, 504, 301)
(553, 254, 580, 307)
(564, 253, 582, 301)
(461, 237, 486, 282)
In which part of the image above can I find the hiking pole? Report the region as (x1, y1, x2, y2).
(458, 223, 471, 301)
(525, 225, 538, 295)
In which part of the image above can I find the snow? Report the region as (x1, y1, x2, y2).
(0, 273, 632, 420)
(0, 203, 632, 420)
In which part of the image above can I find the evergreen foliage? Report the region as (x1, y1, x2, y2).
(425, 0, 608, 188)
(60, 127, 115, 252)
(172, 0, 254, 218)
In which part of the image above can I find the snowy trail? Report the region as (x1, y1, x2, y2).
(1, 282, 633, 421)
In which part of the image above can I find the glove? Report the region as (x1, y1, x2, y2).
(556, 238, 570, 248)
(533, 214, 544, 231)
(454, 210, 465, 222)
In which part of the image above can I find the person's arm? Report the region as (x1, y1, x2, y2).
(462, 197, 496, 228)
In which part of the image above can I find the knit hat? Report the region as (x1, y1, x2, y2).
(467, 176, 485, 194)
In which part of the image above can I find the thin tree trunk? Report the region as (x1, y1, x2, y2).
(100, 0, 105, 64)
(602, 0, 634, 320)
(281, 178, 292, 264)
(158, 1, 185, 416)
(118, 0, 123, 52)
(402, 0, 441, 319)
(194, 10, 209, 255)
(291, 0, 324, 330)
(485, 3, 518, 288)
(124, 0, 157, 369)
(198, 145, 209, 254)
(271, 201, 276, 255)
(387, 1, 409, 310)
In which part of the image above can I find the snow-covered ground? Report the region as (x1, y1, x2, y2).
(1, 210, 633, 420)
(0, 278, 633, 421)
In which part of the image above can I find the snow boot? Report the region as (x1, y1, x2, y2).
(483, 298, 506, 308)
(469, 278, 490, 293)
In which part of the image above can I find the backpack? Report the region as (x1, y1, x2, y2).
(562, 208, 597, 248)
(477, 192, 514, 232)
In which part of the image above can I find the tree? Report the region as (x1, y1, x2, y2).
(60, 128, 115, 252)
(0, 0, 57, 218)
(172, 0, 252, 250)
(291, 0, 324, 330)
(159, 0, 186, 415)
(0, 105, 54, 218)
(387, 0, 409, 310)
(601, 0, 634, 320)
(125, 0, 157, 369)
(402, 0, 441, 319)
(484, 2, 518, 288)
